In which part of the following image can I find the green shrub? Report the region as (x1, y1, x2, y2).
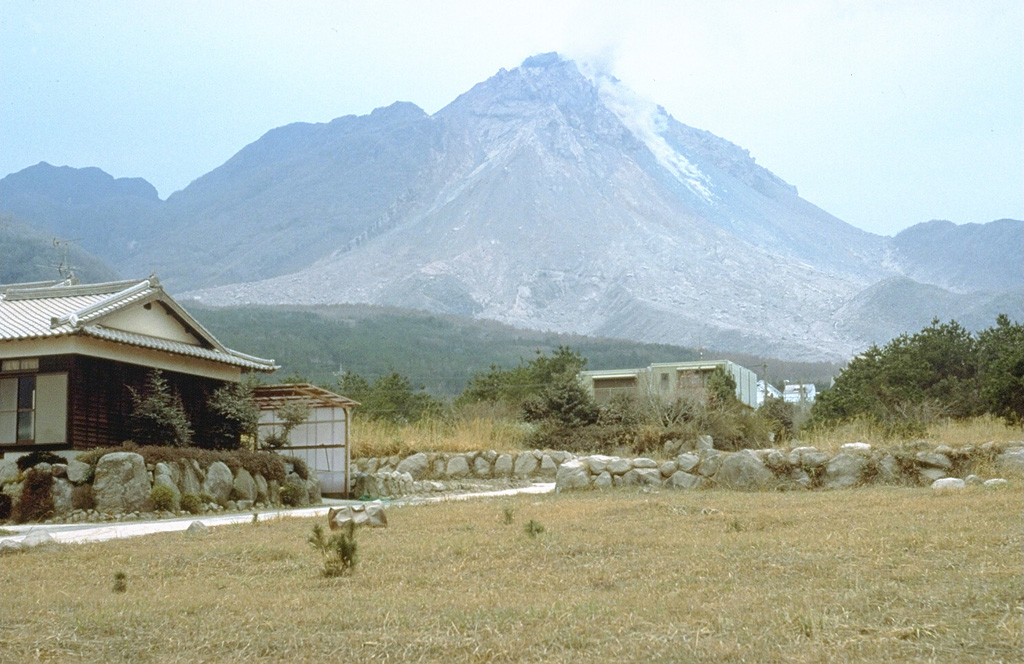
(282, 455, 310, 480)
(76, 445, 288, 484)
(0, 493, 11, 520)
(127, 370, 193, 447)
(13, 469, 53, 523)
(15, 450, 68, 472)
(150, 484, 178, 512)
(308, 523, 358, 577)
(201, 380, 260, 451)
(524, 520, 545, 538)
(279, 480, 306, 507)
(180, 493, 203, 515)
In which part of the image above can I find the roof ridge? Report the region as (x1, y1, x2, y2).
(50, 280, 154, 329)
(4, 278, 152, 302)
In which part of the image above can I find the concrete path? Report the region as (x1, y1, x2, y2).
(0, 483, 556, 546)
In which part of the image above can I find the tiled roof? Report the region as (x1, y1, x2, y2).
(0, 277, 277, 372)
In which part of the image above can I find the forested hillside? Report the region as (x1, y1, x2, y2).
(190, 303, 842, 397)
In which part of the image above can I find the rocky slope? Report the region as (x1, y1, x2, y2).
(1, 53, 1019, 360)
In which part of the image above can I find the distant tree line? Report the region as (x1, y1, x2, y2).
(809, 315, 1023, 433)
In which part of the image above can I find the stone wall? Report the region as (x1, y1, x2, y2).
(0, 452, 321, 524)
(353, 440, 1023, 498)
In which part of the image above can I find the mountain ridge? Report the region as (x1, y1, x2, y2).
(1, 52, 1019, 361)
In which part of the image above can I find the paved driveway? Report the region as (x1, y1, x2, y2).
(1, 483, 555, 546)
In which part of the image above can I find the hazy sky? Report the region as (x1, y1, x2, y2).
(2, 0, 1021, 236)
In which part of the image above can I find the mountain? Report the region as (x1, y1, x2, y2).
(890, 218, 1023, 293)
(0, 163, 163, 263)
(0, 212, 121, 284)
(1, 53, 1020, 361)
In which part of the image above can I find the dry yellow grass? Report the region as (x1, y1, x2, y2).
(802, 415, 1022, 454)
(2, 484, 1021, 662)
(352, 407, 529, 458)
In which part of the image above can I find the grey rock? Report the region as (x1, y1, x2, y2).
(306, 478, 322, 504)
(919, 467, 948, 483)
(659, 461, 677, 477)
(983, 478, 1009, 487)
(396, 453, 430, 480)
(583, 455, 613, 474)
(997, 447, 1024, 470)
(93, 452, 149, 513)
(66, 459, 92, 484)
(607, 458, 633, 475)
(178, 461, 202, 496)
(874, 454, 901, 484)
(915, 452, 952, 470)
(232, 468, 258, 502)
(21, 531, 55, 548)
(696, 435, 714, 452)
(716, 450, 776, 490)
(964, 474, 984, 486)
(697, 451, 723, 477)
(539, 454, 558, 477)
(633, 457, 659, 469)
(154, 461, 179, 486)
(666, 471, 704, 490)
(841, 442, 872, 454)
(446, 455, 471, 479)
(0, 539, 26, 554)
(253, 473, 269, 503)
(675, 453, 700, 473)
(0, 458, 19, 485)
(931, 477, 966, 490)
(186, 521, 210, 536)
(555, 460, 592, 491)
(593, 471, 613, 489)
(824, 453, 868, 489)
(494, 454, 513, 477)
(621, 468, 662, 487)
(202, 462, 234, 504)
(513, 453, 539, 477)
(473, 455, 492, 477)
(51, 477, 73, 514)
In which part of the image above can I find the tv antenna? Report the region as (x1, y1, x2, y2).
(49, 237, 82, 280)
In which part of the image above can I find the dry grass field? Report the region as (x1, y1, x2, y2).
(2, 483, 1021, 663)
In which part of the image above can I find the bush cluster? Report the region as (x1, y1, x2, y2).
(76, 445, 292, 484)
(810, 316, 1023, 432)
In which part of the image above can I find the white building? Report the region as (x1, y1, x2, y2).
(783, 383, 816, 404)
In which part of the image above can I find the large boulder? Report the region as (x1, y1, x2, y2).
(93, 452, 149, 513)
(51, 477, 74, 514)
(715, 450, 776, 490)
(66, 459, 92, 484)
(620, 468, 662, 487)
(0, 458, 19, 486)
(513, 453, 539, 477)
(493, 454, 514, 477)
(555, 460, 592, 491)
(824, 453, 868, 489)
(232, 468, 257, 502)
(445, 455, 471, 479)
(202, 461, 234, 504)
(178, 460, 203, 496)
(666, 471, 704, 490)
(396, 453, 430, 480)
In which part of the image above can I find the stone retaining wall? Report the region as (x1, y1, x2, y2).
(0, 452, 322, 524)
(354, 440, 1023, 497)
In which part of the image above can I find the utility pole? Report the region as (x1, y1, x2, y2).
(760, 362, 768, 406)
